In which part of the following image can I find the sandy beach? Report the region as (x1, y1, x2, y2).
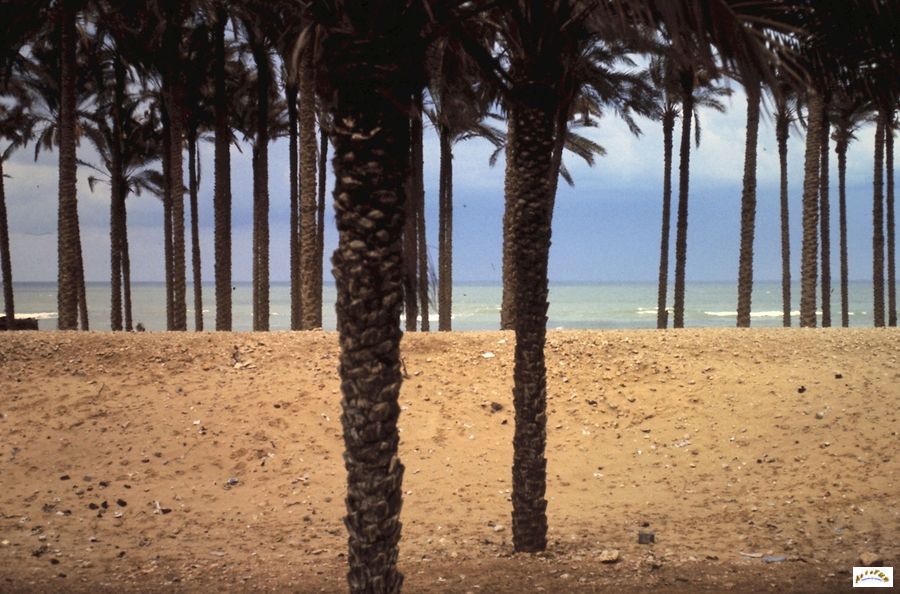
(0, 329, 897, 593)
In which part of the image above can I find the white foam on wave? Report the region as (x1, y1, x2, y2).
(704, 310, 818, 318)
(15, 312, 57, 320)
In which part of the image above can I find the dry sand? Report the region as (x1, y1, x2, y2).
(0, 329, 897, 593)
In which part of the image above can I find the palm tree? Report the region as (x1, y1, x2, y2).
(887, 110, 896, 327)
(736, 78, 761, 328)
(402, 96, 420, 332)
(413, 91, 429, 332)
(819, 94, 833, 327)
(298, 38, 320, 330)
(211, 4, 232, 331)
(772, 73, 800, 327)
(873, 115, 886, 327)
(799, 91, 824, 327)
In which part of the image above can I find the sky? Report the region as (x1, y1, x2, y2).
(2, 86, 891, 286)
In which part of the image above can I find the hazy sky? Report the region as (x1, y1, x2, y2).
(2, 86, 890, 285)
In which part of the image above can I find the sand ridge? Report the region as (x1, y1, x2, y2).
(0, 329, 897, 592)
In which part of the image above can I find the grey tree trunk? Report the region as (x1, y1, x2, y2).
(736, 83, 761, 328)
(799, 92, 823, 328)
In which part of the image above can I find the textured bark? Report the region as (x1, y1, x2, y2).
(656, 111, 676, 329)
(819, 104, 832, 327)
(673, 81, 694, 329)
(213, 9, 232, 331)
(316, 126, 327, 327)
(165, 66, 187, 331)
(500, 118, 517, 331)
(122, 201, 133, 332)
(299, 49, 319, 330)
(412, 92, 428, 332)
(507, 100, 553, 553)
(736, 84, 761, 328)
(0, 159, 15, 325)
(161, 104, 175, 331)
(886, 116, 896, 327)
(325, 47, 410, 594)
(873, 117, 885, 327)
(188, 133, 203, 331)
(57, 1, 79, 331)
(776, 107, 792, 327)
(799, 92, 823, 328)
(74, 206, 88, 331)
(438, 127, 453, 332)
(251, 41, 270, 332)
(402, 106, 419, 332)
(287, 83, 300, 330)
(109, 60, 125, 332)
(837, 139, 850, 327)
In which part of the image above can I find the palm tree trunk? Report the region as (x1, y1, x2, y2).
(316, 126, 327, 328)
(736, 83, 761, 328)
(251, 41, 270, 332)
(777, 107, 791, 327)
(507, 99, 554, 553)
(799, 91, 823, 327)
(57, 0, 79, 331)
(0, 159, 15, 326)
(287, 83, 300, 330)
(165, 66, 187, 331)
(188, 132, 203, 331)
(109, 59, 125, 332)
(819, 103, 832, 327)
(438, 127, 453, 332)
(326, 57, 409, 594)
(411, 90, 428, 332)
(873, 116, 886, 327)
(74, 206, 88, 331)
(500, 120, 517, 331)
(299, 49, 319, 330)
(403, 105, 419, 332)
(673, 84, 694, 329)
(161, 105, 175, 331)
(886, 114, 896, 327)
(122, 200, 133, 332)
(837, 138, 850, 327)
(656, 111, 675, 329)
(213, 8, 231, 331)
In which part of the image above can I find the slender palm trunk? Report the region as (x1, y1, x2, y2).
(122, 201, 133, 331)
(507, 99, 554, 553)
(438, 127, 453, 331)
(500, 120, 517, 330)
(673, 83, 694, 329)
(165, 69, 187, 331)
(57, 0, 79, 330)
(325, 52, 410, 594)
(316, 126, 327, 326)
(213, 9, 231, 331)
(403, 105, 419, 332)
(777, 107, 791, 327)
(736, 84, 761, 327)
(656, 111, 675, 329)
(299, 49, 319, 330)
(251, 42, 270, 331)
(0, 159, 15, 326)
(837, 138, 850, 327)
(287, 83, 300, 330)
(799, 92, 823, 327)
(411, 91, 428, 331)
(873, 117, 886, 327)
(886, 114, 896, 327)
(110, 61, 125, 332)
(74, 206, 88, 331)
(819, 104, 832, 327)
(188, 132, 203, 331)
(161, 105, 175, 331)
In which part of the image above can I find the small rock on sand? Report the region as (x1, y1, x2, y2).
(599, 549, 620, 563)
(859, 552, 884, 566)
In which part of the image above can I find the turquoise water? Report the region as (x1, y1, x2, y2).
(3, 280, 890, 331)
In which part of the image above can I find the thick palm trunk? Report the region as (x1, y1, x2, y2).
(316, 126, 327, 326)
(438, 127, 453, 331)
(776, 108, 791, 327)
(57, 1, 79, 331)
(886, 116, 896, 327)
(0, 160, 15, 325)
(873, 117, 886, 327)
(287, 83, 300, 330)
(799, 92, 823, 327)
(165, 70, 187, 331)
(188, 132, 203, 331)
(402, 105, 419, 332)
(412, 98, 429, 333)
(507, 100, 554, 553)
(299, 49, 319, 330)
(500, 121, 517, 330)
(819, 104, 832, 327)
(736, 84, 761, 328)
(655, 111, 675, 329)
(251, 42, 270, 332)
(837, 139, 850, 327)
(673, 86, 694, 329)
(213, 9, 231, 331)
(325, 53, 410, 594)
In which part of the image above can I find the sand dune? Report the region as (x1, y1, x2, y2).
(0, 329, 897, 593)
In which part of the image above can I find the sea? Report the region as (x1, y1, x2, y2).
(3, 280, 890, 331)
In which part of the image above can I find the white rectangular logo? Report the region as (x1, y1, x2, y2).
(853, 567, 893, 588)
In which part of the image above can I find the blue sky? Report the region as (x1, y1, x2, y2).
(2, 86, 889, 284)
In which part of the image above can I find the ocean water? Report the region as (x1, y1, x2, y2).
(2, 280, 890, 331)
